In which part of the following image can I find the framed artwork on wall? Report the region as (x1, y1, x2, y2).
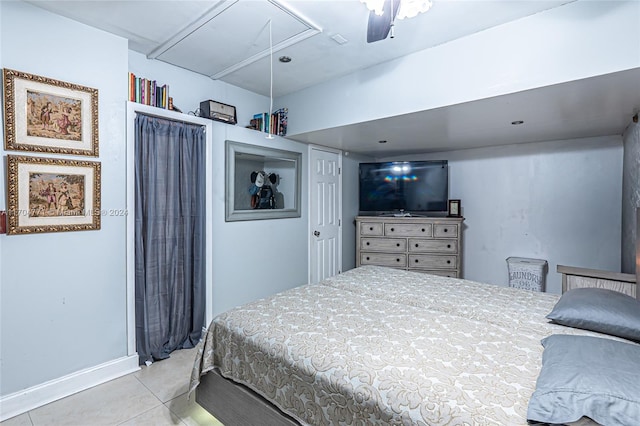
(6, 155, 101, 235)
(2, 68, 99, 156)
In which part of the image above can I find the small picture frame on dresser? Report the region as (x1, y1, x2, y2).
(448, 199, 461, 217)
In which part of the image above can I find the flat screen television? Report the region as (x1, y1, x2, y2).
(359, 160, 448, 215)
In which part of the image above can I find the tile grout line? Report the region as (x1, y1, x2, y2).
(162, 398, 189, 426)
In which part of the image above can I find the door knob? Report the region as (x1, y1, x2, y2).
(314, 230, 320, 237)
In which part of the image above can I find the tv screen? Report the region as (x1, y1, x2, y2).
(359, 160, 448, 215)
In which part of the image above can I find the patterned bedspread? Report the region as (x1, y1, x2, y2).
(189, 266, 609, 425)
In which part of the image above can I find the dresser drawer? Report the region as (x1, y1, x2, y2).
(361, 253, 407, 267)
(414, 269, 459, 278)
(384, 223, 432, 237)
(408, 239, 457, 253)
(433, 224, 458, 238)
(361, 238, 406, 252)
(360, 222, 383, 236)
(409, 254, 457, 269)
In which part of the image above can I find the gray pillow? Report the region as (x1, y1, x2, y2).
(527, 334, 640, 426)
(546, 287, 640, 342)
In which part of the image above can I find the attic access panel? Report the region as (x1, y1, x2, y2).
(156, 0, 316, 79)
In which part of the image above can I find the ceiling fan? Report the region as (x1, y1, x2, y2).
(366, 0, 401, 43)
(363, 0, 433, 43)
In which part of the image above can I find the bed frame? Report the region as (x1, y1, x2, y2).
(197, 209, 640, 424)
(196, 369, 299, 426)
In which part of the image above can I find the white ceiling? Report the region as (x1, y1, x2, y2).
(24, 0, 640, 155)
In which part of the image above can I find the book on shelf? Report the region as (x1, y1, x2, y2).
(250, 108, 288, 136)
(128, 72, 170, 109)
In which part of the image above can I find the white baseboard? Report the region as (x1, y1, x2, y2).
(0, 355, 140, 422)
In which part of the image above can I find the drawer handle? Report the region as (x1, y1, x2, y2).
(366, 242, 370, 246)
(444, 228, 448, 233)
(414, 259, 419, 263)
(390, 227, 395, 232)
(447, 244, 451, 248)
(415, 243, 419, 247)
(396, 243, 400, 247)
(447, 260, 451, 264)
(421, 228, 425, 232)
(366, 256, 370, 260)
(369, 227, 373, 231)
(396, 258, 401, 262)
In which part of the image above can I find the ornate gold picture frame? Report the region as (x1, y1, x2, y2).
(3, 68, 99, 156)
(7, 155, 101, 235)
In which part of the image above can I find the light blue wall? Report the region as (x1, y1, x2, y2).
(0, 1, 129, 395)
(210, 126, 309, 316)
(341, 152, 374, 272)
(379, 136, 624, 294)
(0, 1, 308, 402)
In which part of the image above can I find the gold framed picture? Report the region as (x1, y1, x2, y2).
(448, 199, 461, 217)
(3, 68, 99, 156)
(6, 155, 101, 235)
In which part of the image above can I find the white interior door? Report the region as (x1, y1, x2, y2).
(309, 147, 342, 284)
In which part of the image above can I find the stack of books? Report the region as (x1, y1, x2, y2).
(128, 72, 169, 109)
(250, 108, 288, 136)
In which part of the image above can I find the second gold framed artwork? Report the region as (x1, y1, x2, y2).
(6, 155, 101, 235)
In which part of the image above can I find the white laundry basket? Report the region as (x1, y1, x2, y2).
(506, 257, 548, 292)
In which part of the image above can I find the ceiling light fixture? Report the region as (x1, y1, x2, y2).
(511, 120, 524, 125)
(279, 56, 292, 63)
(360, 0, 433, 20)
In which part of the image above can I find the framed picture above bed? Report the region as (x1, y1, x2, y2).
(2, 68, 99, 156)
(6, 155, 101, 235)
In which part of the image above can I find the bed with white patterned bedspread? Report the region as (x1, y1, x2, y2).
(190, 265, 615, 425)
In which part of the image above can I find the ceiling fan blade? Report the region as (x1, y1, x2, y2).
(366, 0, 401, 43)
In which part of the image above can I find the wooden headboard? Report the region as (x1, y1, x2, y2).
(558, 207, 640, 300)
(557, 265, 636, 298)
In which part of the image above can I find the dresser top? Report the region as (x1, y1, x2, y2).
(356, 215, 464, 223)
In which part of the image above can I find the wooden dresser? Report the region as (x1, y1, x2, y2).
(356, 216, 464, 278)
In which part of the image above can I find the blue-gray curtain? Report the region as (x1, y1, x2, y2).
(134, 113, 206, 365)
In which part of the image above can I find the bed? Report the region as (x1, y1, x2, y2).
(189, 265, 640, 425)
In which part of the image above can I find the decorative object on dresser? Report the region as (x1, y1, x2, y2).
(356, 216, 463, 277)
(448, 199, 461, 217)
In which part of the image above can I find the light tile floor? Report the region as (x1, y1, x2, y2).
(1, 347, 223, 426)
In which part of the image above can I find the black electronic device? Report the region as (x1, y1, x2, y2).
(359, 160, 449, 215)
(199, 100, 237, 124)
